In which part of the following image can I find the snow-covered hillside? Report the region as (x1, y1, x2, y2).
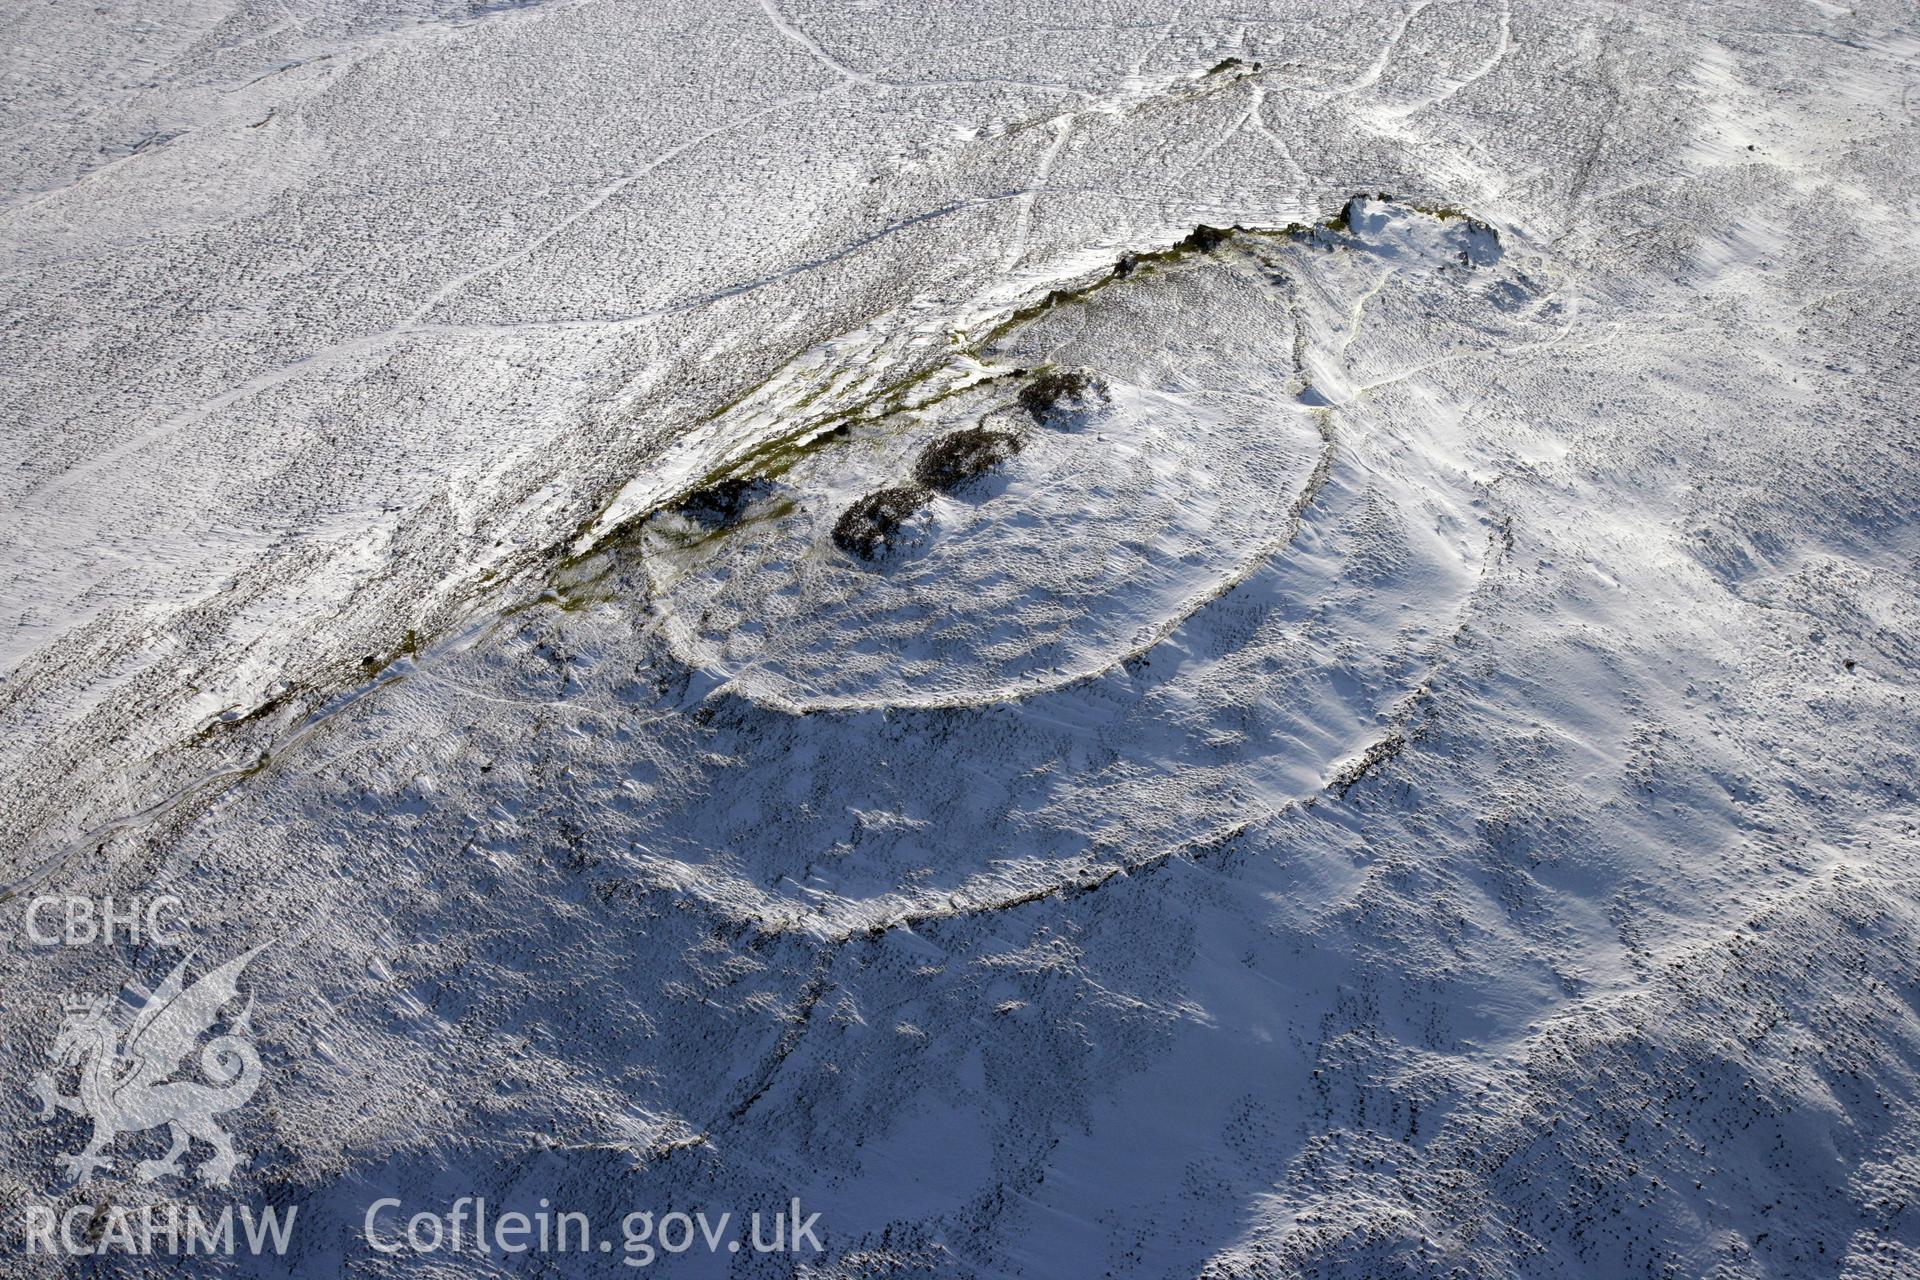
(3, 1, 1918, 1276)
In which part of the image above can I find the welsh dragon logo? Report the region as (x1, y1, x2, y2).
(28, 944, 269, 1188)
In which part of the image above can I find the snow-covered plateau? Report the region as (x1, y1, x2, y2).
(3, 1, 1918, 1276)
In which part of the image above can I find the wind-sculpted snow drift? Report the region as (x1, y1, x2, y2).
(3, 2, 1919, 1278)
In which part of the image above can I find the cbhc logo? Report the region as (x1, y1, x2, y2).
(24, 896, 188, 947)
